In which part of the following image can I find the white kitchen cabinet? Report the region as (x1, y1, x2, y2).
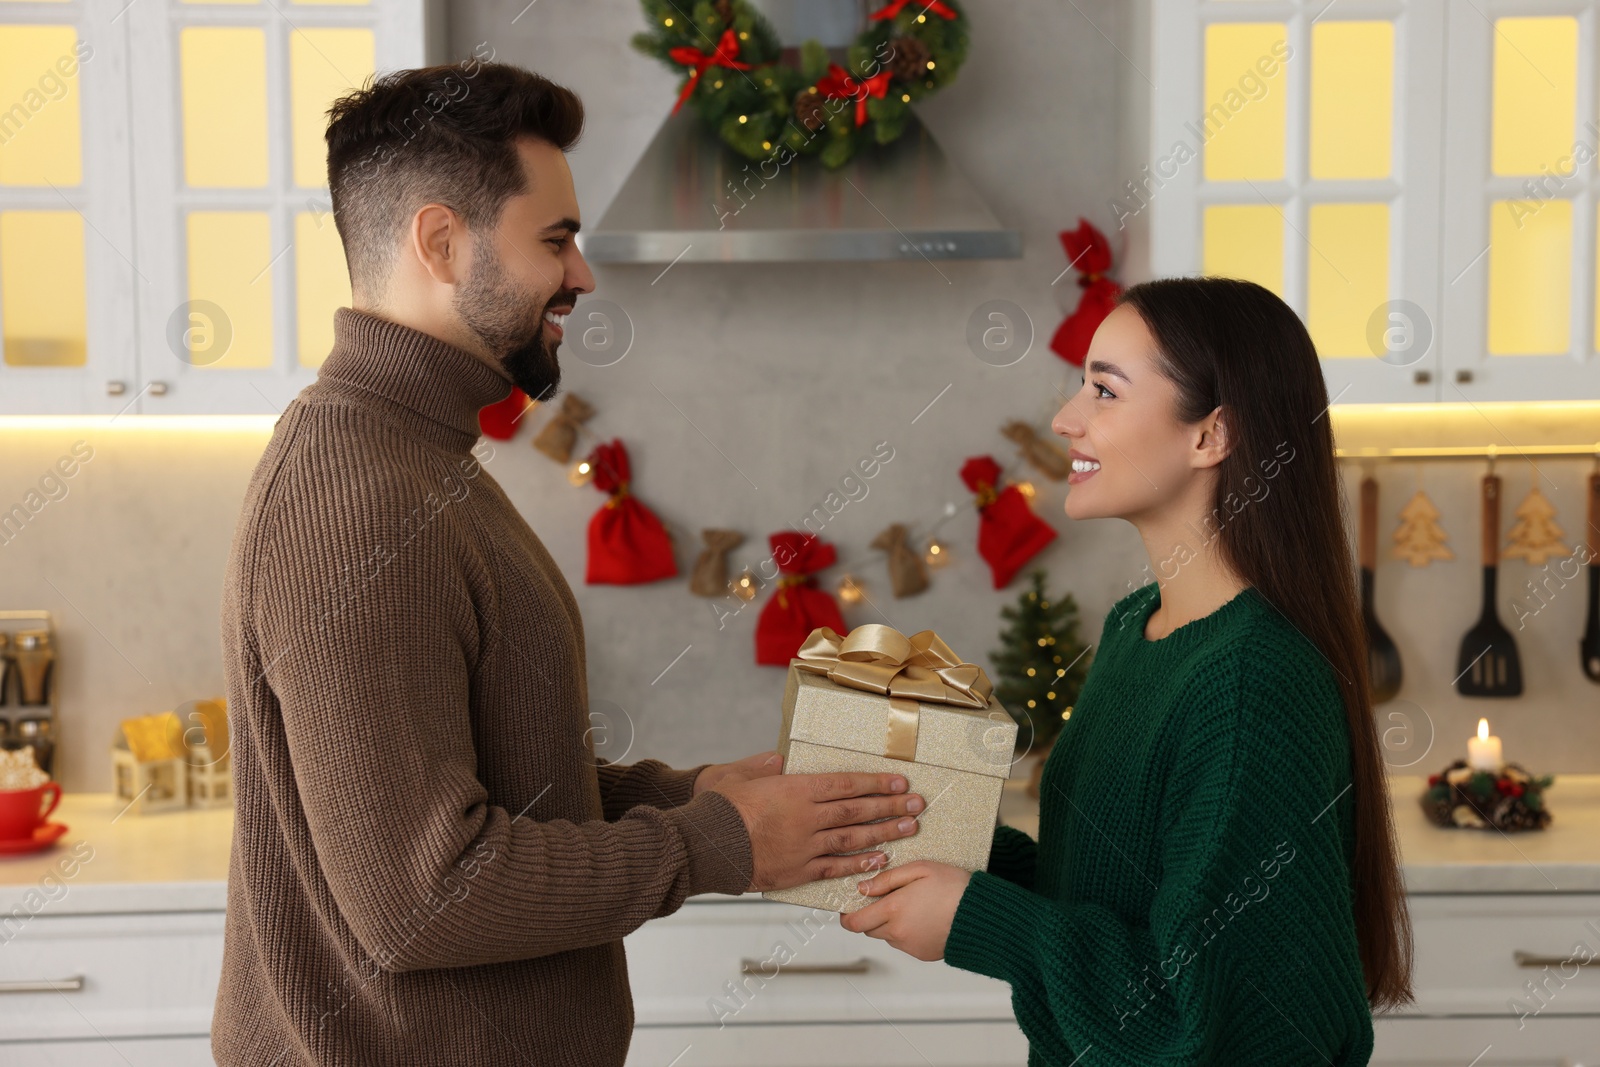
(625, 1023, 1030, 1067)
(1372, 893, 1600, 1066)
(1437, 5, 1600, 404)
(1133, 0, 1600, 404)
(4, 791, 1598, 1065)
(0, 0, 436, 418)
(0, 911, 225, 1044)
(0, 2, 139, 416)
(0, 1037, 216, 1066)
(621, 897, 1026, 1066)
(1374, 1015, 1600, 1066)
(622, 899, 1014, 1027)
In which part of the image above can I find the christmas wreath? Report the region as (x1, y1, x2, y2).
(1420, 760, 1554, 832)
(631, 0, 970, 168)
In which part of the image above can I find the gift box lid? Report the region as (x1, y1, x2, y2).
(779, 666, 1017, 779)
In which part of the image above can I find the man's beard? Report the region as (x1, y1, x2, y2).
(453, 242, 572, 403)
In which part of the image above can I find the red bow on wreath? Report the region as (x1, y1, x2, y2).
(478, 386, 529, 441)
(668, 28, 753, 114)
(585, 439, 678, 585)
(961, 456, 1058, 589)
(755, 532, 846, 666)
(816, 63, 892, 128)
(1049, 219, 1123, 368)
(870, 0, 958, 20)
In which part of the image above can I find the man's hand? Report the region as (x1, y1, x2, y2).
(694, 750, 784, 796)
(838, 860, 970, 961)
(711, 771, 925, 892)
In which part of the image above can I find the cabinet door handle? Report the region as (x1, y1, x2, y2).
(741, 957, 871, 976)
(1515, 951, 1598, 968)
(0, 975, 84, 993)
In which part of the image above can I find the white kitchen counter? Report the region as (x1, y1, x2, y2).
(998, 773, 1600, 894)
(0, 793, 232, 915)
(5, 774, 1599, 915)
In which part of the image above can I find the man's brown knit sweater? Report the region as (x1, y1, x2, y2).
(214, 308, 754, 1066)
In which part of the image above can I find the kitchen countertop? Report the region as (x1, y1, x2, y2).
(0, 793, 232, 914)
(5, 775, 1599, 915)
(1000, 773, 1600, 894)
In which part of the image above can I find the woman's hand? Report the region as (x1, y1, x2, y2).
(839, 860, 971, 961)
(693, 750, 782, 795)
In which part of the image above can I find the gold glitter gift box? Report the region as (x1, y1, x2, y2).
(764, 624, 1017, 913)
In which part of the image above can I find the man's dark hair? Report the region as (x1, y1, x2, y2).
(325, 61, 584, 295)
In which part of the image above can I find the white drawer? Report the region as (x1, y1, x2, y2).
(0, 1036, 216, 1066)
(1373, 1015, 1600, 1065)
(1401, 894, 1600, 1018)
(627, 1021, 1029, 1067)
(0, 911, 224, 1042)
(624, 900, 1014, 1028)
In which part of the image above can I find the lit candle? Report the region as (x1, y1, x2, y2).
(1467, 718, 1503, 772)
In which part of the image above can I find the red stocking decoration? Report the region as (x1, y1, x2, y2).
(755, 532, 846, 666)
(1049, 219, 1123, 367)
(585, 439, 678, 585)
(961, 456, 1057, 589)
(478, 387, 529, 440)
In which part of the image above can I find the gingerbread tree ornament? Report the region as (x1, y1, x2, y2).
(1503, 485, 1566, 566)
(1392, 489, 1454, 567)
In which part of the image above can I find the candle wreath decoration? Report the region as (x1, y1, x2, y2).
(630, 0, 970, 169)
(1420, 760, 1555, 832)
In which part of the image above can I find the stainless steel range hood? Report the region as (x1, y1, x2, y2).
(580, 108, 1022, 264)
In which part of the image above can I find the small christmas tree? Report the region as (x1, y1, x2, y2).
(990, 570, 1092, 753)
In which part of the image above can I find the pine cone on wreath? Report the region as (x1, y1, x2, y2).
(1501, 803, 1550, 832)
(794, 88, 827, 132)
(714, 0, 734, 25)
(889, 36, 931, 84)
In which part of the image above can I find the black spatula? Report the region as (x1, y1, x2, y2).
(1360, 476, 1402, 703)
(1581, 471, 1600, 684)
(1456, 471, 1522, 697)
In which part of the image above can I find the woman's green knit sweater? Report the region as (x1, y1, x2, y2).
(945, 582, 1373, 1066)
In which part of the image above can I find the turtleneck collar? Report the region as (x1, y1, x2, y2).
(312, 307, 513, 454)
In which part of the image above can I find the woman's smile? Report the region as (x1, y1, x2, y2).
(1068, 448, 1101, 485)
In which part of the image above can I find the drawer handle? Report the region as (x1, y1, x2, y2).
(1514, 952, 1599, 969)
(0, 976, 84, 994)
(740, 957, 871, 976)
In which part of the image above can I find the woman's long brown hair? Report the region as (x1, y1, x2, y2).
(1117, 276, 1414, 1012)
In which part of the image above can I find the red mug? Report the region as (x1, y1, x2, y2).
(0, 782, 61, 840)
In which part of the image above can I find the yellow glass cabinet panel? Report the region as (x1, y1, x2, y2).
(1310, 21, 1393, 180)
(295, 211, 351, 368)
(180, 27, 269, 188)
(0, 24, 83, 186)
(1203, 204, 1284, 297)
(1491, 17, 1577, 177)
(1202, 22, 1288, 182)
(1487, 198, 1570, 356)
(0, 211, 86, 366)
(185, 212, 273, 368)
(1307, 203, 1390, 358)
(290, 28, 375, 189)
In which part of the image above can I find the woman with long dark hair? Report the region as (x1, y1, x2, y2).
(841, 276, 1414, 1064)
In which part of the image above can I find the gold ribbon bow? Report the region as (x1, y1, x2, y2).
(791, 624, 993, 761)
(792, 623, 993, 707)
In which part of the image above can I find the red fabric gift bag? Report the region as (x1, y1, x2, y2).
(585, 439, 678, 585)
(478, 386, 529, 440)
(755, 532, 846, 666)
(961, 456, 1058, 589)
(1049, 219, 1123, 368)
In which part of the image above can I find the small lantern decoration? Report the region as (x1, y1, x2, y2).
(181, 698, 231, 810)
(112, 711, 189, 814)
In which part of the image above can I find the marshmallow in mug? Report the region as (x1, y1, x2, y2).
(0, 747, 49, 791)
